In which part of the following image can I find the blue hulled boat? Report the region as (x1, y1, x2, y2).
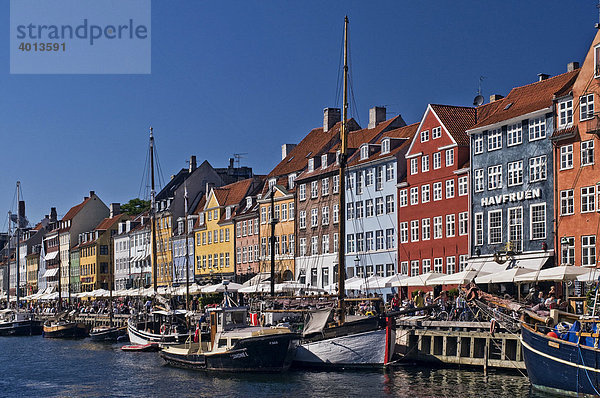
(521, 321, 600, 396)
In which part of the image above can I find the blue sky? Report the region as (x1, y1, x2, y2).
(0, 1, 597, 226)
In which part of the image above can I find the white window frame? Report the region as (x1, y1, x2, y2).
(581, 186, 596, 213)
(529, 117, 546, 141)
(507, 123, 522, 147)
(445, 148, 454, 167)
(487, 128, 502, 151)
(582, 235, 596, 267)
(422, 259, 431, 274)
(529, 155, 547, 183)
(433, 216, 442, 239)
(508, 206, 523, 252)
(446, 256, 455, 275)
(530, 203, 546, 240)
(410, 187, 419, 205)
(410, 220, 419, 242)
(433, 152, 441, 169)
(410, 158, 418, 175)
(487, 165, 502, 190)
(432, 126, 441, 139)
(474, 169, 484, 192)
(488, 209, 502, 245)
(422, 218, 430, 241)
(445, 214, 455, 237)
(558, 99, 573, 128)
(507, 160, 523, 187)
(445, 179, 454, 199)
(560, 189, 574, 216)
(421, 155, 429, 172)
(580, 94, 595, 121)
(474, 134, 484, 154)
(433, 182, 442, 201)
(400, 222, 408, 243)
(458, 212, 468, 236)
(421, 129, 429, 142)
(581, 140, 595, 167)
(421, 184, 430, 203)
(399, 189, 408, 207)
(560, 144, 573, 170)
(458, 176, 468, 196)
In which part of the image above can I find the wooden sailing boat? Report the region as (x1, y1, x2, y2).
(292, 17, 395, 368)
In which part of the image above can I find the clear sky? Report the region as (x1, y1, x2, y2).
(0, 1, 597, 227)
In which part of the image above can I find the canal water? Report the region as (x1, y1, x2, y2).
(0, 336, 540, 397)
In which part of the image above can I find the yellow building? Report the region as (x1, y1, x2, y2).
(155, 212, 173, 286)
(26, 252, 39, 295)
(258, 185, 295, 281)
(195, 179, 259, 280)
(78, 214, 126, 292)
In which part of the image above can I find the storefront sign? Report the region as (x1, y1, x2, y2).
(481, 188, 541, 207)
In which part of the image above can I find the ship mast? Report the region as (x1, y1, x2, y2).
(184, 181, 190, 311)
(337, 16, 349, 325)
(6, 211, 11, 307)
(150, 127, 158, 294)
(15, 182, 20, 307)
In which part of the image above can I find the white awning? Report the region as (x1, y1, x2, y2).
(42, 268, 58, 278)
(467, 252, 551, 274)
(44, 251, 59, 261)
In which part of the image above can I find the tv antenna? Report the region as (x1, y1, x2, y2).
(473, 76, 485, 106)
(233, 153, 247, 168)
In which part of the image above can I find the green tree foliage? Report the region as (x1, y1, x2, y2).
(121, 198, 150, 216)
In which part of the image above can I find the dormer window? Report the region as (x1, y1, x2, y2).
(178, 220, 184, 233)
(558, 98, 573, 128)
(288, 173, 296, 189)
(207, 211, 212, 221)
(226, 207, 232, 219)
(381, 139, 390, 154)
(199, 212, 205, 224)
(246, 197, 252, 209)
(321, 154, 328, 169)
(360, 145, 369, 160)
(308, 158, 314, 172)
(188, 218, 194, 232)
(268, 178, 276, 189)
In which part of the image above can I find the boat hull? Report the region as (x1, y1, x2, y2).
(160, 333, 298, 372)
(294, 328, 389, 369)
(89, 326, 127, 342)
(521, 323, 600, 397)
(0, 320, 43, 336)
(43, 322, 89, 338)
(127, 318, 188, 345)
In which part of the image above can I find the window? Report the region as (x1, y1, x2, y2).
(321, 178, 329, 196)
(288, 174, 296, 189)
(445, 179, 454, 198)
(356, 171, 363, 194)
(422, 218, 430, 240)
(333, 175, 339, 193)
(560, 144, 573, 170)
(459, 255, 468, 272)
(410, 187, 419, 205)
(280, 204, 287, 221)
(561, 237, 575, 265)
(261, 237, 267, 257)
(582, 235, 596, 267)
(581, 94, 594, 121)
(365, 199, 374, 217)
(355, 201, 364, 218)
(375, 197, 384, 215)
(411, 220, 419, 242)
(322, 235, 329, 254)
(582, 186, 596, 213)
(299, 210, 306, 229)
(560, 189, 574, 216)
(459, 212, 468, 236)
(289, 203, 294, 220)
(381, 139, 390, 154)
(581, 140, 595, 166)
(433, 152, 441, 169)
(446, 214, 455, 237)
(311, 208, 318, 227)
(400, 261, 409, 276)
(508, 207, 523, 252)
(289, 235, 294, 255)
(487, 165, 502, 190)
(410, 158, 418, 175)
(366, 168, 374, 186)
(433, 216, 442, 239)
(311, 181, 318, 198)
(488, 128, 502, 151)
(421, 184, 430, 203)
(308, 158, 314, 172)
(386, 163, 394, 181)
(420, 155, 430, 173)
(507, 123, 522, 146)
(422, 259, 431, 274)
(281, 235, 288, 254)
(458, 176, 468, 196)
(399, 190, 407, 207)
(360, 145, 369, 160)
(347, 174, 355, 191)
(529, 117, 546, 141)
(446, 257, 455, 275)
(434, 258, 443, 273)
(445, 149, 454, 167)
(400, 222, 408, 243)
(346, 203, 354, 220)
(421, 129, 429, 142)
(432, 126, 441, 139)
(530, 203, 546, 240)
(488, 210, 502, 245)
(376, 230, 384, 250)
(366, 232, 374, 251)
(433, 182, 442, 201)
(299, 184, 306, 201)
(507, 161, 523, 186)
(558, 99, 573, 128)
(333, 204, 339, 224)
(386, 195, 395, 213)
(322, 206, 329, 225)
(311, 236, 318, 255)
(474, 134, 484, 154)
(386, 229, 395, 249)
(274, 206, 280, 222)
(529, 155, 546, 182)
(299, 238, 307, 256)
(474, 169, 484, 192)
(376, 166, 384, 191)
(411, 260, 420, 276)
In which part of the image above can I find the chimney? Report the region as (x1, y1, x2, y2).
(229, 157, 234, 169)
(110, 203, 121, 218)
(537, 73, 550, 81)
(189, 155, 197, 173)
(281, 144, 297, 160)
(368, 106, 386, 129)
(89, 190, 95, 198)
(50, 207, 57, 222)
(18, 201, 25, 221)
(567, 62, 580, 72)
(489, 94, 504, 103)
(323, 107, 341, 132)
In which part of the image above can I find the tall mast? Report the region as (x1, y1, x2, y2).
(57, 221, 62, 311)
(150, 127, 158, 294)
(6, 211, 11, 307)
(337, 16, 349, 325)
(15, 182, 20, 307)
(270, 191, 277, 296)
(184, 181, 190, 311)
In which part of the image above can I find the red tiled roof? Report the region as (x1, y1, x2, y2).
(471, 70, 579, 129)
(95, 214, 126, 231)
(430, 104, 477, 146)
(61, 197, 92, 221)
(348, 123, 418, 166)
(213, 178, 255, 208)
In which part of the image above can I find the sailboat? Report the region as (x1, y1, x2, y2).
(127, 128, 191, 346)
(292, 17, 396, 369)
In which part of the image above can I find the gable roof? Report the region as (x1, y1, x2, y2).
(429, 104, 477, 146)
(62, 197, 92, 221)
(470, 69, 579, 130)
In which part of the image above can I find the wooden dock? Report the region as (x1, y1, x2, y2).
(395, 317, 525, 371)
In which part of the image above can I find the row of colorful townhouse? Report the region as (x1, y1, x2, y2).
(3, 29, 600, 297)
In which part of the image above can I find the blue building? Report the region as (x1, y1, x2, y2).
(467, 72, 577, 277)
